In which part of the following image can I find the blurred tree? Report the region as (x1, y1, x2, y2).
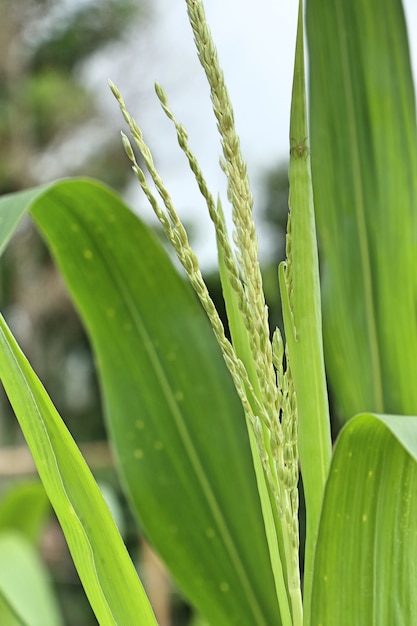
(0, 0, 147, 193)
(0, 0, 150, 433)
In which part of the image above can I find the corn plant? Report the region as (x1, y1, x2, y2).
(0, 0, 416, 624)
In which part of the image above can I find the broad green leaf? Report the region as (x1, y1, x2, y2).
(0, 481, 50, 543)
(307, 0, 417, 421)
(280, 2, 331, 619)
(0, 314, 157, 626)
(0, 179, 280, 624)
(311, 413, 417, 624)
(0, 531, 63, 626)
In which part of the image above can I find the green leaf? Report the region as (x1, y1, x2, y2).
(0, 481, 50, 544)
(0, 531, 63, 626)
(307, 0, 417, 421)
(0, 314, 157, 626)
(281, 2, 331, 619)
(0, 179, 280, 625)
(311, 413, 417, 624)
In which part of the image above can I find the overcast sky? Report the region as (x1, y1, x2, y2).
(90, 0, 417, 268)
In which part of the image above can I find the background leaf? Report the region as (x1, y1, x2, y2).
(0, 590, 27, 626)
(0, 531, 63, 626)
(0, 481, 50, 544)
(311, 413, 417, 624)
(1, 179, 280, 625)
(306, 0, 417, 421)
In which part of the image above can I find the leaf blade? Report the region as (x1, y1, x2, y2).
(307, 0, 417, 420)
(0, 313, 157, 626)
(311, 412, 417, 624)
(282, 2, 332, 619)
(0, 531, 63, 626)
(24, 178, 280, 625)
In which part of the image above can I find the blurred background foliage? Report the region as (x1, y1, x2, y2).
(0, 0, 148, 443)
(0, 0, 290, 623)
(0, 0, 144, 193)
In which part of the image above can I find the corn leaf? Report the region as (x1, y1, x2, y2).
(0, 531, 63, 626)
(311, 413, 417, 624)
(0, 179, 280, 625)
(306, 0, 417, 421)
(280, 2, 331, 618)
(0, 312, 157, 625)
